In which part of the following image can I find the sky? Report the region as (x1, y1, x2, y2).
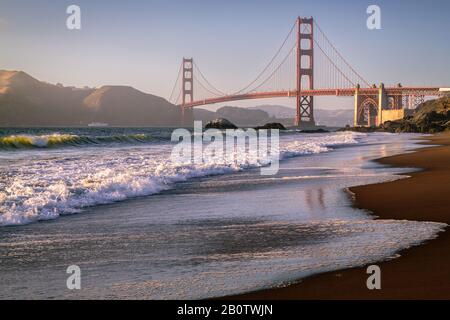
(0, 0, 449, 110)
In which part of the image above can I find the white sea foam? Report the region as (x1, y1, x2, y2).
(0, 132, 363, 226)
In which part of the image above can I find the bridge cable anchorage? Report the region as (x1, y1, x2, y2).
(169, 61, 183, 104)
(232, 19, 298, 95)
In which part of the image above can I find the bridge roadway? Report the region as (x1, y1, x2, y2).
(180, 87, 443, 108)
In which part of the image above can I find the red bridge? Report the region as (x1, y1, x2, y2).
(169, 17, 447, 127)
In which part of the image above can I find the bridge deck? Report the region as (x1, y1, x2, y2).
(180, 87, 443, 108)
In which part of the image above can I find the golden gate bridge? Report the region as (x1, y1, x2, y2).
(169, 17, 446, 127)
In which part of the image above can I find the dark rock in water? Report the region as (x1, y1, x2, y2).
(338, 125, 352, 132)
(254, 122, 287, 130)
(205, 118, 238, 129)
(299, 128, 330, 133)
(337, 126, 380, 133)
(381, 120, 402, 132)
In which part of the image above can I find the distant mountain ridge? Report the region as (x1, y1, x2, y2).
(0, 70, 354, 127)
(0, 70, 181, 127)
(194, 106, 273, 126)
(248, 105, 296, 118)
(249, 105, 354, 127)
(195, 105, 354, 127)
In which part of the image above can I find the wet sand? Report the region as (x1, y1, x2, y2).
(232, 132, 450, 300)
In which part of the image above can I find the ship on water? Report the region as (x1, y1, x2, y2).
(88, 122, 109, 127)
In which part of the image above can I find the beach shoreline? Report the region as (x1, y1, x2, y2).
(229, 132, 450, 300)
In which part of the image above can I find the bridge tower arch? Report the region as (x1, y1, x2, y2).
(354, 84, 379, 127)
(295, 17, 315, 127)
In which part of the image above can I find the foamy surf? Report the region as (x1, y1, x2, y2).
(0, 131, 362, 226)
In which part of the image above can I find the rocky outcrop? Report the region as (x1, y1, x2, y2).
(254, 123, 287, 130)
(204, 118, 238, 129)
(299, 128, 330, 133)
(381, 97, 449, 133)
(337, 125, 381, 133)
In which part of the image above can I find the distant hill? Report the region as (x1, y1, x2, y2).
(216, 106, 272, 126)
(195, 105, 353, 127)
(249, 105, 296, 118)
(314, 109, 354, 127)
(252, 105, 354, 127)
(82, 85, 181, 126)
(0, 70, 182, 127)
(193, 108, 217, 123)
(194, 106, 273, 126)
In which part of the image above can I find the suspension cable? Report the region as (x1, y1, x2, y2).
(193, 62, 228, 96)
(313, 20, 370, 87)
(193, 74, 223, 97)
(232, 20, 297, 95)
(314, 39, 356, 87)
(168, 62, 183, 103)
(250, 42, 297, 93)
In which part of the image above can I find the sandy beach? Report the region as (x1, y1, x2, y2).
(232, 132, 450, 300)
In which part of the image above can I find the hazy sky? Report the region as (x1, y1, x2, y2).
(0, 0, 449, 110)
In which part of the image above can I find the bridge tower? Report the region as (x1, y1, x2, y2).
(295, 17, 315, 127)
(181, 58, 194, 126)
(182, 58, 194, 105)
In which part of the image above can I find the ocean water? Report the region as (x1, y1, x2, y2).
(0, 128, 446, 299)
(0, 128, 357, 226)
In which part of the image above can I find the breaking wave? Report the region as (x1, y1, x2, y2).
(0, 131, 364, 226)
(0, 133, 159, 149)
